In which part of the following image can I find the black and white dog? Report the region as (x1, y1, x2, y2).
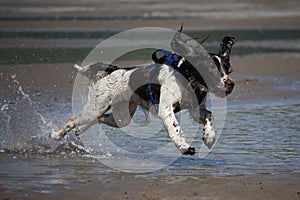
(51, 28, 235, 155)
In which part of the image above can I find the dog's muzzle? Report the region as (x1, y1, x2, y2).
(225, 77, 235, 95)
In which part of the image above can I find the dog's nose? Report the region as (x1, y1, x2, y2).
(225, 77, 235, 95)
(225, 77, 234, 86)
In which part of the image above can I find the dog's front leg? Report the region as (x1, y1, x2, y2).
(203, 116, 216, 149)
(199, 107, 216, 149)
(158, 85, 195, 155)
(189, 106, 216, 149)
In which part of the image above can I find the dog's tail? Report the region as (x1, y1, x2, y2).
(74, 62, 120, 81)
(74, 63, 85, 72)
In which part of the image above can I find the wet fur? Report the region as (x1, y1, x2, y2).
(52, 32, 235, 155)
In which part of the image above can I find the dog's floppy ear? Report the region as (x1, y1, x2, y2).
(219, 36, 236, 58)
(171, 25, 199, 57)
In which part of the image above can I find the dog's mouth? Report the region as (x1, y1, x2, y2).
(225, 77, 235, 95)
(211, 76, 235, 98)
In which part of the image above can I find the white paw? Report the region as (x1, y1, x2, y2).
(74, 126, 85, 136)
(51, 130, 64, 140)
(203, 119, 216, 149)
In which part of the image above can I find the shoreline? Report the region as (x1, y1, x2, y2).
(1, 53, 299, 104)
(228, 53, 300, 104)
(1, 170, 299, 200)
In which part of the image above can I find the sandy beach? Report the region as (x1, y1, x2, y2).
(1, 165, 299, 200)
(55, 175, 300, 200)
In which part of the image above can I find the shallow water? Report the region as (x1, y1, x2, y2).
(0, 99, 299, 195)
(0, 73, 299, 189)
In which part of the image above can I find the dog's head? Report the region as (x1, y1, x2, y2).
(171, 27, 235, 97)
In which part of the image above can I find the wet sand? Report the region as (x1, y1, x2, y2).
(1, 173, 299, 200)
(229, 53, 300, 103)
(43, 175, 300, 200)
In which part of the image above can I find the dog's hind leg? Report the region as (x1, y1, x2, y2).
(51, 118, 76, 140)
(98, 101, 137, 128)
(51, 96, 112, 140)
(74, 123, 95, 136)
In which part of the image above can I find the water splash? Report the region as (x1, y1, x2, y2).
(0, 74, 84, 155)
(13, 74, 48, 125)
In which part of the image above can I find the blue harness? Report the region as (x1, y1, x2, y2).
(146, 49, 183, 111)
(152, 49, 182, 69)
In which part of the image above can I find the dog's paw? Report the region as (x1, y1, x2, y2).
(203, 119, 216, 149)
(51, 130, 64, 140)
(202, 127, 216, 149)
(203, 135, 215, 149)
(182, 146, 196, 155)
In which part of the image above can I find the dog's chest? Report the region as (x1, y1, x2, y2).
(128, 66, 162, 104)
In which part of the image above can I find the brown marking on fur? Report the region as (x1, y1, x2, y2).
(173, 122, 178, 127)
